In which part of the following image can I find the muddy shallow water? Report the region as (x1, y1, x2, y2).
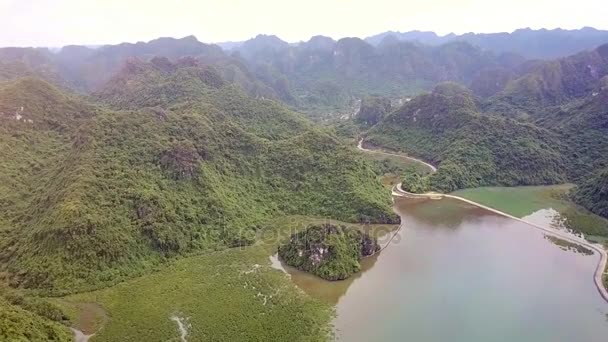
(273, 197, 608, 342)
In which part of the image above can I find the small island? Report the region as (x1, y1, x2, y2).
(278, 224, 380, 281)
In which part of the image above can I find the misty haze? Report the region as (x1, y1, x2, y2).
(1, 1, 608, 341)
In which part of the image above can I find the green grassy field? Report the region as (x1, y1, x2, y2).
(451, 184, 574, 218)
(452, 184, 608, 240)
(57, 216, 397, 341)
(60, 246, 332, 342)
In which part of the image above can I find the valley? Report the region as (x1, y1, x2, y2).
(52, 141, 608, 341)
(1, 19, 608, 341)
(357, 139, 608, 297)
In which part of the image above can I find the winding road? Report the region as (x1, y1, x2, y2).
(357, 139, 608, 303)
(357, 139, 437, 172)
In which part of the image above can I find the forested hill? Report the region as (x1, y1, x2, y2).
(364, 49, 608, 220)
(536, 75, 608, 178)
(1, 32, 607, 219)
(479, 44, 608, 180)
(572, 169, 608, 219)
(0, 59, 397, 297)
(484, 43, 608, 119)
(365, 83, 567, 192)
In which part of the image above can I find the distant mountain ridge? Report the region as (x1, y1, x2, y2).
(3, 28, 608, 120)
(365, 27, 608, 59)
(1, 34, 526, 117)
(0, 36, 225, 90)
(0, 36, 301, 107)
(211, 27, 608, 60)
(484, 43, 608, 119)
(229, 34, 526, 115)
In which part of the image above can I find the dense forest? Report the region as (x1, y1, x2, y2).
(278, 224, 379, 280)
(484, 44, 608, 119)
(0, 68, 398, 292)
(0, 58, 397, 338)
(366, 83, 567, 192)
(354, 96, 393, 126)
(1, 28, 608, 339)
(230, 35, 524, 115)
(572, 169, 608, 219)
(362, 43, 608, 223)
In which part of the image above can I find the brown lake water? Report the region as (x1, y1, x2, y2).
(272, 197, 608, 341)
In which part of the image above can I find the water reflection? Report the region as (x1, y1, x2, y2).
(272, 196, 608, 341)
(269, 223, 397, 304)
(393, 197, 498, 229)
(270, 253, 379, 304)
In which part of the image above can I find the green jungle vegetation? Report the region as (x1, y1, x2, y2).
(363, 44, 608, 223)
(354, 96, 392, 126)
(571, 169, 608, 220)
(1, 32, 608, 341)
(0, 63, 397, 294)
(0, 57, 399, 338)
(278, 224, 380, 281)
(54, 215, 398, 342)
(60, 245, 333, 342)
(0, 35, 516, 119)
(484, 45, 608, 119)
(359, 146, 433, 189)
(233, 36, 524, 114)
(366, 83, 567, 193)
(479, 46, 608, 182)
(0, 284, 72, 341)
(400, 167, 431, 193)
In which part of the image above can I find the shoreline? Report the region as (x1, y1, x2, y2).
(357, 139, 608, 303)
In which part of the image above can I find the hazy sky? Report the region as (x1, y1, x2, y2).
(1, 0, 607, 47)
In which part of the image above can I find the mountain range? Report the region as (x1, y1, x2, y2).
(2, 27, 608, 340)
(365, 27, 608, 59)
(220, 27, 608, 60)
(3, 27, 608, 119)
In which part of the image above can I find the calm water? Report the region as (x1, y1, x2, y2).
(272, 197, 608, 342)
